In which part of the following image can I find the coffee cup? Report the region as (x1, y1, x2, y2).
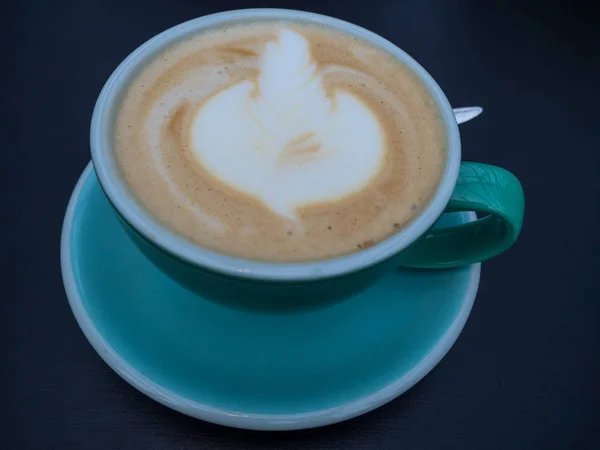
(90, 9, 524, 307)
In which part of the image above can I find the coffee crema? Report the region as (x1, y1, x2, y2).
(114, 21, 447, 262)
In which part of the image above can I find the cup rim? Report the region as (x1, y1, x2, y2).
(90, 8, 461, 282)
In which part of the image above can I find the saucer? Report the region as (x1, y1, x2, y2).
(61, 163, 480, 431)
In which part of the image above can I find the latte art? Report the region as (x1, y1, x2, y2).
(191, 29, 385, 218)
(115, 21, 446, 261)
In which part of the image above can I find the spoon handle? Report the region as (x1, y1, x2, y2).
(453, 106, 483, 124)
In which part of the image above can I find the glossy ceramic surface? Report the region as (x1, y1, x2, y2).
(61, 164, 481, 430)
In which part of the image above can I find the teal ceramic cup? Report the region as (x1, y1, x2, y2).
(90, 9, 524, 306)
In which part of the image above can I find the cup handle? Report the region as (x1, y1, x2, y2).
(398, 162, 525, 269)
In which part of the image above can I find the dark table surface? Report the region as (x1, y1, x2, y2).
(3, 0, 600, 448)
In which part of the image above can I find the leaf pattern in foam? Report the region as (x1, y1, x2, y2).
(250, 29, 332, 156)
(190, 28, 385, 218)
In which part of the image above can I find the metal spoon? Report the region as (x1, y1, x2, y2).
(453, 106, 483, 124)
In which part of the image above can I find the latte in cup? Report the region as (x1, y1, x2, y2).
(114, 20, 446, 262)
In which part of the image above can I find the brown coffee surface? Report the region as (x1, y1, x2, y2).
(114, 20, 447, 262)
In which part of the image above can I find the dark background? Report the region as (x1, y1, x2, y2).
(3, 0, 600, 448)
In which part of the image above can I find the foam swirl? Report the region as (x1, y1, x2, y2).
(189, 29, 385, 218)
(115, 22, 447, 262)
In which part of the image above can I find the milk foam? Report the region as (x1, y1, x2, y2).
(115, 22, 447, 262)
(190, 28, 385, 218)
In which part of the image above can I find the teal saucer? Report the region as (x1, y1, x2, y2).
(61, 163, 480, 431)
